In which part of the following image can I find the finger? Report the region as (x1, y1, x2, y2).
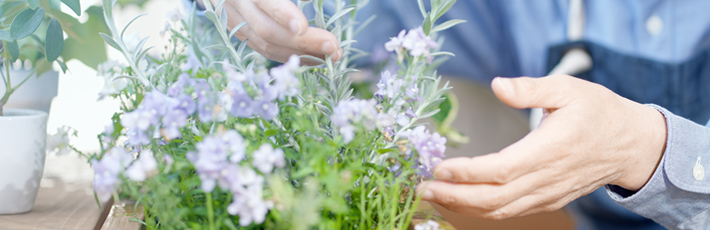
(417, 172, 541, 210)
(251, 0, 309, 35)
(231, 1, 339, 57)
(491, 75, 589, 110)
(432, 129, 555, 184)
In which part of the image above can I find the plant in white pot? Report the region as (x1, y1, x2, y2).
(0, 0, 108, 214)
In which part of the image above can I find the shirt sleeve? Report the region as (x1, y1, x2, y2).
(605, 104, 710, 229)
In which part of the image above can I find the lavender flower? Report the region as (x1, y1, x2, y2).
(252, 144, 286, 174)
(401, 126, 447, 174)
(91, 147, 132, 202)
(46, 126, 75, 156)
(385, 27, 439, 61)
(125, 149, 158, 182)
(332, 99, 379, 143)
(270, 55, 301, 99)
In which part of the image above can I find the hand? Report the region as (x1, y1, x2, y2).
(212, 0, 341, 64)
(416, 75, 667, 220)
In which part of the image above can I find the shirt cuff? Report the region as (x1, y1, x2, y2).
(605, 104, 710, 229)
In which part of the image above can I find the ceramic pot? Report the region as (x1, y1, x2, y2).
(0, 69, 59, 113)
(0, 109, 48, 214)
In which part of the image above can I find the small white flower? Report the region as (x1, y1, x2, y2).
(46, 126, 76, 156)
(125, 149, 158, 182)
(414, 220, 440, 230)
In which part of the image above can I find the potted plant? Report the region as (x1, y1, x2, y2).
(0, 0, 108, 214)
(76, 0, 464, 228)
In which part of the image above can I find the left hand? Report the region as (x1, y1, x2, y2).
(416, 75, 667, 220)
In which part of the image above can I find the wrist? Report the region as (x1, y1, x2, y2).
(617, 104, 667, 191)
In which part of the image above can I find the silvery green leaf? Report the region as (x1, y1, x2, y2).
(7, 40, 19, 61)
(431, 19, 465, 33)
(99, 32, 121, 51)
(339, 39, 356, 48)
(417, 0, 427, 18)
(45, 18, 64, 62)
(121, 13, 147, 39)
(435, 0, 456, 21)
(326, 6, 355, 27)
(354, 15, 375, 36)
(27, 0, 39, 9)
(133, 37, 149, 55)
(228, 22, 247, 38)
(236, 38, 248, 57)
(243, 52, 261, 61)
(204, 11, 218, 23)
(10, 8, 45, 39)
(430, 51, 455, 57)
(60, 0, 81, 16)
(0, 30, 11, 42)
(220, 7, 228, 30)
(300, 55, 326, 65)
(134, 46, 153, 61)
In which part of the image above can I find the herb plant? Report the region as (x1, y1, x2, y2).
(85, 0, 464, 228)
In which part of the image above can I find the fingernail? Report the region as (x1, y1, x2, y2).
(494, 77, 515, 97)
(289, 20, 302, 35)
(422, 190, 434, 200)
(321, 42, 335, 55)
(434, 170, 452, 181)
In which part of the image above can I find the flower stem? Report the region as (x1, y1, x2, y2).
(205, 192, 216, 230)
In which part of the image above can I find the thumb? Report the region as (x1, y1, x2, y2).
(491, 75, 582, 110)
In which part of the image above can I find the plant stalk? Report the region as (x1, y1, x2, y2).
(206, 192, 216, 230)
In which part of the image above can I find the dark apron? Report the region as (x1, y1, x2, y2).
(546, 41, 710, 230)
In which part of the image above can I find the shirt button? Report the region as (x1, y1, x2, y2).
(646, 14, 663, 35)
(693, 157, 705, 181)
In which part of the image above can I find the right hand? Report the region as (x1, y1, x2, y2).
(210, 0, 342, 64)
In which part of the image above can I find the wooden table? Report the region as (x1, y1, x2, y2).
(0, 181, 104, 229)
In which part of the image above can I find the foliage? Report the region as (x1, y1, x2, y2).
(81, 0, 464, 229)
(0, 0, 109, 115)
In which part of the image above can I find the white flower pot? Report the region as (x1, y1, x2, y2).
(0, 109, 48, 214)
(0, 69, 59, 113)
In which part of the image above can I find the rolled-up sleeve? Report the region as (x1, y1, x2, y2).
(606, 104, 710, 229)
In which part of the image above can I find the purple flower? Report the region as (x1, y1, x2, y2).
(385, 27, 439, 61)
(252, 144, 286, 174)
(270, 55, 301, 99)
(187, 130, 247, 192)
(332, 99, 379, 143)
(227, 176, 273, 226)
(125, 149, 158, 182)
(91, 147, 132, 202)
(401, 126, 447, 174)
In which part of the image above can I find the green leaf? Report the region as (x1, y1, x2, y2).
(435, 0, 456, 21)
(10, 8, 45, 39)
(431, 94, 452, 124)
(7, 40, 19, 61)
(431, 19, 466, 33)
(422, 13, 432, 35)
(56, 59, 68, 73)
(100, 32, 121, 51)
(416, 0, 427, 18)
(0, 30, 11, 42)
(45, 18, 64, 62)
(60, 0, 81, 16)
(27, 0, 39, 9)
(58, 6, 109, 69)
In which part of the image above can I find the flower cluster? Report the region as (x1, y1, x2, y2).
(223, 55, 300, 121)
(414, 220, 441, 230)
(385, 27, 439, 62)
(92, 148, 158, 202)
(186, 130, 285, 226)
(46, 126, 76, 156)
(401, 126, 446, 177)
(331, 99, 378, 143)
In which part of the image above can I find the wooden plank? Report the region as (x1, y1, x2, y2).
(98, 200, 144, 230)
(0, 181, 104, 229)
